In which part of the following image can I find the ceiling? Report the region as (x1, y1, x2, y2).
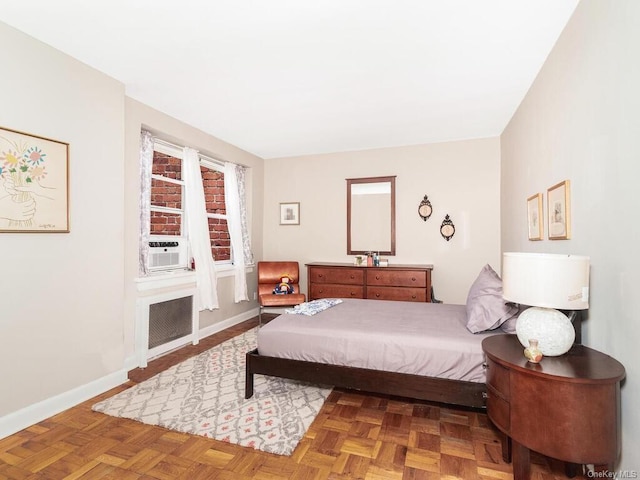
(0, 0, 578, 159)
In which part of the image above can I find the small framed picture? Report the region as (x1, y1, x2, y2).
(547, 180, 571, 240)
(527, 193, 543, 241)
(279, 202, 300, 225)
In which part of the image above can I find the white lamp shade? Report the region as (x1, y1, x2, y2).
(502, 252, 590, 310)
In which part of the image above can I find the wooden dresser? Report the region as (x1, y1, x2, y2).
(482, 335, 625, 480)
(306, 262, 433, 302)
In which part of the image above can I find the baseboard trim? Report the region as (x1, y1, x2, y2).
(198, 307, 259, 341)
(0, 308, 260, 440)
(0, 369, 127, 440)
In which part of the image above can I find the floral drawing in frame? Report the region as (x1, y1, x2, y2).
(527, 193, 543, 241)
(279, 202, 300, 225)
(547, 180, 571, 240)
(0, 127, 69, 233)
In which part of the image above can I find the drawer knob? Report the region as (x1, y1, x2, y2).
(376, 275, 380, 280)
(411, 295, 416, 299)
(350, 292, 356, 296)
(319, 289, 324, 293)
(350, 275, 354, 279)
(411, 277, 416, 282)
(482, 362, 488, 369)
(482, 392, 489, 399)
(375, 293, 380, 298)
(318, 274, 323, 278)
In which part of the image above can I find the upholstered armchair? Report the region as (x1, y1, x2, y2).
(257, 261, 306, 325)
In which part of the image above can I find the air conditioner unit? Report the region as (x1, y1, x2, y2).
(148, 237, 188, 271)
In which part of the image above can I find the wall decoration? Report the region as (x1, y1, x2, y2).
(527, 193, 543, 241)
(279, 202, 300, 225)
(547, 180, 571, 240)
(0, 127, 69, 233)
(418, 195, 433, 221)
(440, 214, 455, 241)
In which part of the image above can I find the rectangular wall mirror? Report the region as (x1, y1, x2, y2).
(347, 175, 396, 256)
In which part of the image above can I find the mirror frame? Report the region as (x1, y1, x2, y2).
(347, 175, 396, 256)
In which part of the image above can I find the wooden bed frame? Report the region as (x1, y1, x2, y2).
(245, 311, 582, 410)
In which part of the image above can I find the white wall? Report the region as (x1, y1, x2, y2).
(0, 22, 126, 416)
(264, 137, 501, 304)
(0, 21, 266, 434)
(501, 0, 640, 468)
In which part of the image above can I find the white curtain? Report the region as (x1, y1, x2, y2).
(183, 147, 219, 310)
(138, 130, 154, 276)
(224, 162, 249, 302)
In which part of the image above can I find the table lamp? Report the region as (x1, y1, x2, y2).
(502, 252, 590, 356)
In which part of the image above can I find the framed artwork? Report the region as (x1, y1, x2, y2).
(279, 202, 300, 225)
(527, 193, 543, 241)
(547, 180, 571, 240)
(0, 127, 69, 233)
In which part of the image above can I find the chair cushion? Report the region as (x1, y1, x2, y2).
(260, 293, 306, 307)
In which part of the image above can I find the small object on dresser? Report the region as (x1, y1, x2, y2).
(366, 253, 373, 267)
(524, 339, 543, 363)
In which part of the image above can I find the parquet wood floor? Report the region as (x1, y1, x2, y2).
(0, 316, 584, 479)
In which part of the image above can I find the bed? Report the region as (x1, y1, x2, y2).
(245, 274, 583, 410)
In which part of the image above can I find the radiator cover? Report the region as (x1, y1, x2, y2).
(135, 281, 198, 368)
(148, 295, 193, 349)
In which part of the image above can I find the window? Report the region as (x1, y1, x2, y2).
(150, 148, 184, 237)
(200, 161, 231, 262)
(148, 141, 231, 268)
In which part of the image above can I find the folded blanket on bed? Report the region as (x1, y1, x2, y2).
(285, 298, 343, 316)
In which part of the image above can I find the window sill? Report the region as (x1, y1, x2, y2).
(136, 264, 254, 292)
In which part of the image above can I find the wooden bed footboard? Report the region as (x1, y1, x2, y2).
(245, 349, 487, 409)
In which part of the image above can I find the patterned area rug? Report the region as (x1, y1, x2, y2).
(92, 328, 332, 456)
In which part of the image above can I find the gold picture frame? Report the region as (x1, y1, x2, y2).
(527, 193, 543, 241)
(547, 180, 571, 240)
(0, 127, 69, 233)
(279, 202, 300, 225)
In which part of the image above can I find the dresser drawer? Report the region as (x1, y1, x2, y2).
(366, 269, 427, 288)
(366, 286, 427, 302)
(486, 358, 510, 400)
(311, 283, 364, 300)
(486, 385, 510, 433)
(309, 267, 364, 285)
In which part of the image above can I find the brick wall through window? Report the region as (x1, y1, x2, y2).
(150, 152, 183, 236)
(202, 166, 230, 261)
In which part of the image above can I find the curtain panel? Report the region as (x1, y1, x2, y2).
(225, 162, 248, 302)
(138, 130, 154, 276)
(236, 165, 254, 266)
(184, 147, 219, 310)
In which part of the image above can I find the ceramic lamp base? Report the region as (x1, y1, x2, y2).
(515, 307, 575, 356)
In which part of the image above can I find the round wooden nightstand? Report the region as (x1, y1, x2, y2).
(482, 334, 625, 480)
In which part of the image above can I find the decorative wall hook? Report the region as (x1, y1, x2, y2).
(418, 195, 433, 221)
(440, 214, 455, 241)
